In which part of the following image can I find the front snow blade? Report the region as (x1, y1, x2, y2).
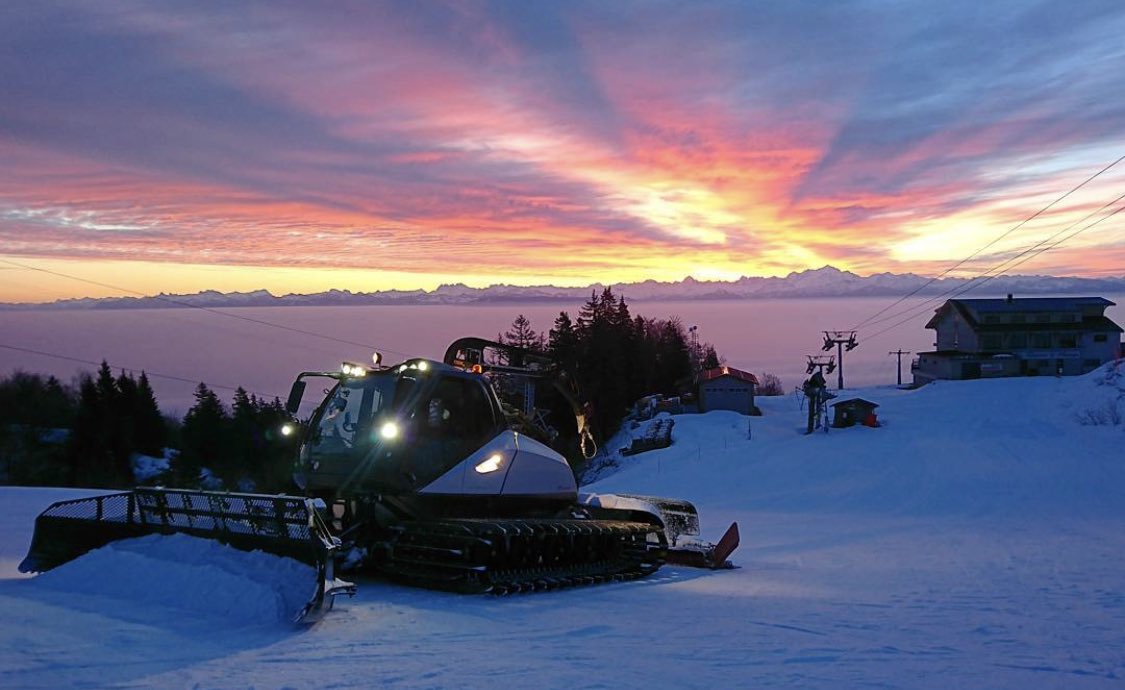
(294, 503, 356, 624)
(20, 488, 354, 624)
(579, 493, 740, 569)
(666, 522, 740, 569)
(18, 492, 148, 574)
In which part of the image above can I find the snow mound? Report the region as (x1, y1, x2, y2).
(31, 533, 315, 624)
(130, 451, 171, 482)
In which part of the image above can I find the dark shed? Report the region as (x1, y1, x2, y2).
(830, 398, 879, 428)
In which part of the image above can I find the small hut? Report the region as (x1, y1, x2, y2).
(697, 366, 759, 415)
(830, 398, 879, 428)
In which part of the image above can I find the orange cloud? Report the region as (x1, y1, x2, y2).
(2, 2, 1123, 302)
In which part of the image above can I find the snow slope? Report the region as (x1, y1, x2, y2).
(2, 366, 1124, 689)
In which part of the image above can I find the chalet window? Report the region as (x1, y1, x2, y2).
(1030, 333, 1051, 348)
(984, 315, 1001, 324)
(1058, 335, 1077, 348)
(1011, 314, 1026, 324)
(981, 334, 1002, 350)
(1094, 334, 1108, 343)
(1007, 332, 1027, 348)
(1035, 314, 1050, 323)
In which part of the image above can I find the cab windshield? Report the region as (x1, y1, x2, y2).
(311, 374, 413, 453)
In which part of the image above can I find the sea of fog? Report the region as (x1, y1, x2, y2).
(2, 296, 1122, 416)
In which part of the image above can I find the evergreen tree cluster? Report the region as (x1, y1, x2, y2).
(175, 384, 294, 492)
(0, 371, 77, 484)
(1, 366, 294, 492)
(501, 288, 722, 451)
(0, 364, 166, 487)
(69, 362, 167, 487)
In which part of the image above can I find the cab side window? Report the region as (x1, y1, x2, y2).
(424, 377, 496, 441)
(409, 376, 498, 487)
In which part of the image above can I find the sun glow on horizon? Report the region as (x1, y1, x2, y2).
(2, 3, 1124, 302)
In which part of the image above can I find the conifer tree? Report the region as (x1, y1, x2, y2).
(68, 373, 114, 486)
(504, 314, 541, 352)
(178, 383, 229, 486)
(133, 372, 167, 456)
(114, 370, 139, 481)
(548, 311, 578, 371)
(702, 345, 722, 370)
(229, 387, 260, 487)
(655, 319, 692, 395)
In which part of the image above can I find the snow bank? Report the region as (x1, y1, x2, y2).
(130, 451, 171, 482)
(591, 364, 1125, 521)
(32, 533, 315, 624)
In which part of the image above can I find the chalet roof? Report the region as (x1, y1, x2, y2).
(958, 296, 1113, 313)
(925, 297, 1121, 331)
(698, 366, 759, 386)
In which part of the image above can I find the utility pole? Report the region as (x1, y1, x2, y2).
(688, 325, 700, 373)
(888, 349, 912, 386)
(821, 331, 858, 389)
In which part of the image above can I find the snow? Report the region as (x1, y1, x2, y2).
(130, 450, 172, 482)
(31, 534, 315, 624)
(2, 365, 1125, 688)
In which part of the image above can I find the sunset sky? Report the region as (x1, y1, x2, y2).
(2, 1, 1125, 303)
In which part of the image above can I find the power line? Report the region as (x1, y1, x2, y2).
(0, 257, 410, 357)
(0, 342, 283, 399)
(851, 153, 1125, 330)
(859, 188, 1125, 331)
(868, 200, 1125, 339)
(861, 201, 1125, 342)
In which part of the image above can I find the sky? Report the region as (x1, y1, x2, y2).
(2, 0, 1125, 303)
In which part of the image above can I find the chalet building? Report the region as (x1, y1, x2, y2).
(912, 296, 1122, 385)
(697, 366, 758, 415)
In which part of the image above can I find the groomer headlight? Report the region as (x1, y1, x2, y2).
(474, 453, 505, 474)
(378, 421, 400, 440)
(341, 362, 367, 377)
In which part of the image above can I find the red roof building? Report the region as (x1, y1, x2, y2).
(698, 366, 759, 386)
(697, 366, 759, 414)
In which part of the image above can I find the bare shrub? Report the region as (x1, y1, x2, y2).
(757, 373, 784, 396)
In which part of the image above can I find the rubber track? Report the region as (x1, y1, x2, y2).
(380, 518, 667, 594)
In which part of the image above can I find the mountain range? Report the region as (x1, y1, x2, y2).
(5, 266, 1124, 310)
